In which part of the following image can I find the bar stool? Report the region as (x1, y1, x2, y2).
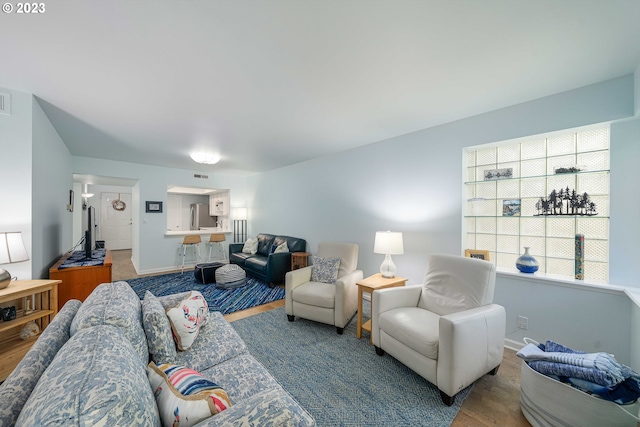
(179, 235, 201, 273)
(207, 233, 226, 262)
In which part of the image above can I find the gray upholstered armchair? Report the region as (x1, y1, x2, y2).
(285, 242, 363, 334)
(372, 253, 506, 405)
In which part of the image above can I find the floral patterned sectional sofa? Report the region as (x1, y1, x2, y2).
(0, 281, 315, 427)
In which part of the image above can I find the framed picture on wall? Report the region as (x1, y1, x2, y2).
(145, 201, 163, 213)
(465, 249, 490, 261)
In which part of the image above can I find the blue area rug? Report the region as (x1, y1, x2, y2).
(125, 272, 285, 314)
(231, 306, 471, 426)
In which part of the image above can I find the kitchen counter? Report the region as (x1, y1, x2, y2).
(164, 229, 231, 236)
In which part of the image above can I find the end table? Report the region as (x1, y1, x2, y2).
(291, 252, 311, 270)
(356, 273, 407, 344)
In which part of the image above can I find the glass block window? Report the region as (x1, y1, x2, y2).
(464, 127, 609, 282)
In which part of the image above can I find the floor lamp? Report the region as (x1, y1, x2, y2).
(233, 208, 247, 243)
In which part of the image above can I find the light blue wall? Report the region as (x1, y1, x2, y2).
(248, 75, 635, 283)
(31, 97, 73, 279)
(247, 75, 637, 363)
(72, 156, 247, 274)
(632, 300, 640, 371)
(0, 88, 33, 280)
(635, 62, 640, 116)
(610, 116, 640, 285)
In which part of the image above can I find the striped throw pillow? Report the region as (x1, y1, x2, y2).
(148, 362, 231, 427)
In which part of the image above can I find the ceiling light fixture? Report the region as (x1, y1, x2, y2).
(190, 152, 220, 165)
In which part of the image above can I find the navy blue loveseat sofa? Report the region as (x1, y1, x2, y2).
(229, 233, 306, 286)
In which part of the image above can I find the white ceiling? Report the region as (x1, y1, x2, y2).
(1, 1, 639, 176)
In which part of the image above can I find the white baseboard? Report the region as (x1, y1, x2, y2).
(505, 338, 526, 352)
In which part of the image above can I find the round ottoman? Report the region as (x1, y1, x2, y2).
(215, 264, 247, 289)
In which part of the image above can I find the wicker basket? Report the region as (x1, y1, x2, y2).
(520, 346, 639, 427)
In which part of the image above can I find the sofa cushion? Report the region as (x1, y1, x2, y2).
(15, 324, 160, 427)
(257, 233, 276, 256)
(379, 306, 440, 359)
(148, 362, 231, 426)
(174, 311, 248, 372)
(199, 353, 315, 426)
(229, 251, 253, 266)
(70, 281, 149, 362)
(0, 299, 82, 427)
(245, 256, 268, 274)
(142, 291, 178, 363)
(157, 291, 192, 310)
(167, 291, 208, 351)
(291, 281, 335, 309)
(310, 256, 340, 284)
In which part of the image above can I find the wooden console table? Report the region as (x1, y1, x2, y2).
(49, 249, 112, 310)
(0, 279, 60, 381)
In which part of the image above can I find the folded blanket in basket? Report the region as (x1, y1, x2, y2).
(517, 340, 640, 404)
(517, 343, 624, 386)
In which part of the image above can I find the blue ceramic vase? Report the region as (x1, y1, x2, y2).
(516, 247, 539, 273)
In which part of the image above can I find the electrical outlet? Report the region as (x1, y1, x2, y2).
(517, 316, 529, 330)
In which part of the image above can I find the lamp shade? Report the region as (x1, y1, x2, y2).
(0, 232, 29, 264)
(374, 231, 404, 255)
(233, 207, 248, 221)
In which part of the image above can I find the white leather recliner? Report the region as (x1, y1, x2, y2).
(285, 242, 363, 334)
(371, 253, 506, 405)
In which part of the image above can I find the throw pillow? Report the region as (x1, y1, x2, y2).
(142, 291, 178, 363)
(148, 362, 231, 427)
(166, 291, 208, 351)
(242, 237, 258, 255)
(271, 241, 289, 254)
(311, 256, 341, 284)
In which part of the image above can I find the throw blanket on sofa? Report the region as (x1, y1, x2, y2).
(517, 340, 640, 404)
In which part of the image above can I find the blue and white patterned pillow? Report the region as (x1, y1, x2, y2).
(310, 256, 341, 284)
(142, 291, 178, 363)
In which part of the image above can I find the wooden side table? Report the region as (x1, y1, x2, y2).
(356, 273, 407, 344)
(0, 279, 60, 381)
(291, 252, 311, 270)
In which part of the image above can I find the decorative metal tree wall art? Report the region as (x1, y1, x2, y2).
(534, 187, 597, 216)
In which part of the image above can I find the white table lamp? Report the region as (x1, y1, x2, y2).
(0, 231, 29, 289)
(374, 231, 404, 278)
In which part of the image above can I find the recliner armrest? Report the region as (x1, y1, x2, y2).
(334, 270, 364, 328)
(374, 285, 422, 314)
(284, 266, 312, 315)
(371, 285, 422, 346)
(334, 270, 363, 289)
(285, 266, 312, 288)
(437, 304, 506, 397)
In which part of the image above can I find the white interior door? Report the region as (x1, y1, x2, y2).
(100, 192, 132, 250)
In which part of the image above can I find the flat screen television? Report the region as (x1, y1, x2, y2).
(84, 206, 94, 259)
